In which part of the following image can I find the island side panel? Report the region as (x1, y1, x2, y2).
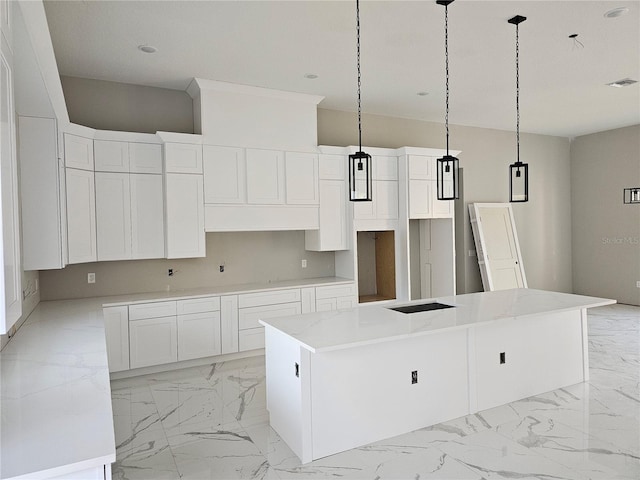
(309, 328, 469, 461)
(474, 309, 584, 412)
(264, 326, 311, 462)
(580, 308, 590, 382)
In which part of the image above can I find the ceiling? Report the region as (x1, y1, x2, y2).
(43, 0, 640, 138)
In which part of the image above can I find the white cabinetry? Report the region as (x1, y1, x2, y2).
(203, 145, 245, 203)
(66, 166, 97, 264)
(285, 152, 318, 204)
(407, 155, 453, 219)
(129, 143, 162, 174)
(130, 316, 178, 369)
(305, 154, 348, 251)
(177, 297, 221, 361)
(238, 289, 302, 352)
(354, 155, 398, 221)
(246, 148, 285, 204)
(19, 116, 67, 270)
(94, 140, 129, 172)
(0, 34, 20, 333)
(315, 284, 357, 312)
(95, 172, 131, 261)
(64, 133, 94, 170)
(221, 295, 239, 354)
(103, 306, 129, 373)
(130, 174, 164, 259)
(164, 140, 205, 258)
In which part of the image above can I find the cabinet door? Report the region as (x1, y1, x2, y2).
(374, 156, 398, 181)
(376, 180, 398, 219)
(0, 0, 13, 50)
(64, 133, 94, 170)
(95, 172, 131, 261)
(129, 317, 177, 369)
(305, 180, 348, 251)
(432, 181, 454, 218)
(165, 173, 205, 258)
(301, 287, 316, 314)
(0, 38, 20, 333)
(203, 145, 246, 204)
(285, 152, 318, 205)
(238, 302, 301, 330)
(316, 298, 337, 312)
(318, 154, 345, 180)
(220, 295, 239, 355)
(246, 149, 285, 204)
(408, 155, 433, 180)
(129, 143, 162, 174)
(66, 167, 97, 264)
(336, 297, 358, 310)
(18, 116, 65, 270)
(103, 306, 129, 372)
(165, 142, 202, 174)
(178, 311, 222, 361)
(130, 174, 164, 259)
(94, 140, 129, 172)
(239, 327, 265, 352)
(409, 179, 432, 219)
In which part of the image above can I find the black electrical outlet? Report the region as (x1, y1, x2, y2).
(168, 268, 174, 276)
(295, 363, 299, 378)
(500, 352, 506, 364)
(411, 370, 418, 384)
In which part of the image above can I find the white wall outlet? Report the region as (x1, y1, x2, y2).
(636, 280, 640, 288)
(87, 272, 96, 284)
(301, 259, 307, 268)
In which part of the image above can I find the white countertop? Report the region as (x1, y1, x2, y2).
(101, 276, 353, 307)
(0, 299, 115, 480)
(260, 288, 616, 353)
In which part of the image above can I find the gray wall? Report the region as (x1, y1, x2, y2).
(571, 125, 640, 306)
(40, 232, 335, 301)
(60, 76, 194, 134)
(318, 108, 573, 294)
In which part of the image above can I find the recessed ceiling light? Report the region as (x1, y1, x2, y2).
(606, 78, 638, 88)
(138, 45, 157, 54)
(304, 74, 318, 80)
(604, 7, 629, 18)
(416, 91, 429, 96)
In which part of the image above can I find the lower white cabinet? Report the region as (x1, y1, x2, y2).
(221, 295, 239, 354)
(103, 306, 129, 373)
(178, 311, 222, 361)
(129, 316, 178, 369)
(315, 284, 358, 312)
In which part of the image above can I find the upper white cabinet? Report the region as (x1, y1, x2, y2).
(96, 172, 131, 261)
(0, 35, 20, 333)
(407, 155, 453, 219)
(94, 140, 129, 172)
(165, 173, 205, 258)
(246, 148, 285, 204)
(203, 145, 246, 204)
(19, 116, 67, 270)
(129, 143, 162, 174)
(130, 174, 165, 259)
(66, 166, 97, 264)
(1, 0, 13, 51)
(64, 133, 94, 170)
(354, 155, 399, 221)
(285, 152, 319, 205)
(165, 142, 203, 174)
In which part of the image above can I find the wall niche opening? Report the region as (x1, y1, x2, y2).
(357, 230, 396, 303)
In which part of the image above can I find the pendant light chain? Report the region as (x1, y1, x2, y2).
(356, 0, 363, 152)
(444, 3, 450, 154)
(515, 21, 520, 163)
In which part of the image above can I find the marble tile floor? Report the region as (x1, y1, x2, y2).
(111, 304, 639, 480)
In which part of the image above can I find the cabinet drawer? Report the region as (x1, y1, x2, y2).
(238, 288, 301, 308)
(315, 284, 356, 300)
(176, 297, 220, 315)
(239, 302, 302, 330)
(239, 327, 265, 352)
(129, 301, 177, 320)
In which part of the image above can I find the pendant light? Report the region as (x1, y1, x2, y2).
(436, 0, 459, 201)
(508, 15, 528, 203)
(349, 0, 372, 202)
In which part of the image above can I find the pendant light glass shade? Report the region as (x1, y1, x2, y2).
(508, 14, 528, 203)
(436, 0, 459, 201)
(349, 0, 372, 202)
(349, 151, 373, 201)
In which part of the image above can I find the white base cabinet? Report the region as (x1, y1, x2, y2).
(103, 306, 129, 373)
(129, 317, 178, 369)
(178, 311, 222, 361)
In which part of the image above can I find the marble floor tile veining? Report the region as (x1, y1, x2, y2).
(110, 303, 640, 480)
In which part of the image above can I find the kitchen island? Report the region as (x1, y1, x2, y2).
(260, 288, 615, 463)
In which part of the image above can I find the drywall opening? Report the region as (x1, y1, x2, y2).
(357, 230, 396, 303)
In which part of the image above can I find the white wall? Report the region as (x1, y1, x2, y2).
(571, 125, 640, 306)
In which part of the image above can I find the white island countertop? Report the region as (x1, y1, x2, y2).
(260, 288, 616, 353)
(0, 299, 115, 480)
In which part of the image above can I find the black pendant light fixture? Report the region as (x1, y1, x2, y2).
(349, 0, 372, 202)
(436, 0, 459, 201)
(508, 15, 528, 203)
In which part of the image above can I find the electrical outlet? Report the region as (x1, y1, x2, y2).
(411, 370, 418, 384)
(636, 281, 640, 288)
(500, 352, 506, 364)
(168, 269, 174, 277)
(295, 363, 300, 378)
(87, 273, 96, 284)
(220, 264, 225, 273)
(301, 259, 307, 268)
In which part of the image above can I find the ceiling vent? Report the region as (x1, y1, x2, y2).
(607, 78, 638, 88)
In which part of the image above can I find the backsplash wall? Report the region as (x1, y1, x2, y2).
(40, 231, 336, 301)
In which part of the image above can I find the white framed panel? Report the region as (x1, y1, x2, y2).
(238, 288, 301, 308)
(165, 142, 203, 174)
(239, 302, 302, 330)
(129, 301, 177, 320)
(65, 167, 97, 264)
(94, 140, 129, 172)
(130, 173, 165, 259)
(64, 133, 94, 171)
(95, 172, 131, 261)
(246, 148, 285, 204)
(129, 143, 162, 174)
(129, 316, 178, 369)
(103, 306, 129, 373)
(203, 145, 246, 204)
(285, 152, 319, 205)
(178, 311, 222, 361)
